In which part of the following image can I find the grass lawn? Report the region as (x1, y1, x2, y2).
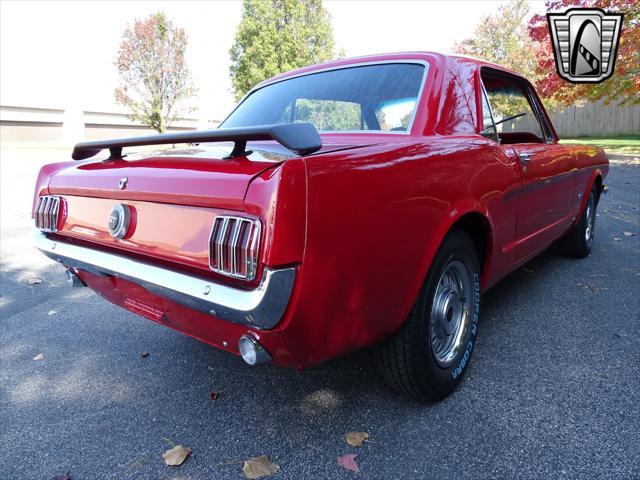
(559, 135, 640, 156)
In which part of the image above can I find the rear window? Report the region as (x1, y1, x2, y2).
(221, 63, 426, 133)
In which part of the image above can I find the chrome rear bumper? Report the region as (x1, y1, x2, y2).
(34, 231, 295, 329)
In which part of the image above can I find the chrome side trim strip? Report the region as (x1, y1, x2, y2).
(34, 231, 295, 330)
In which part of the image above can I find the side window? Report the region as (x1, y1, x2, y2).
(480, 84, 498, 142)
(482, 73, 545, 144)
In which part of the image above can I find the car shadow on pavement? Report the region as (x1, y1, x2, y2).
(162, 246, 566, 410)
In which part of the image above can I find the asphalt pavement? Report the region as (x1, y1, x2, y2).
(1, 150, 639, 479)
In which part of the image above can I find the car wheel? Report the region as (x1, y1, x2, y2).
(376, 230, 481, 401)
(558, 187, 597, 258)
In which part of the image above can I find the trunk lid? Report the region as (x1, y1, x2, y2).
(48, 139, 379, 209)
(48, 144, 290, 210)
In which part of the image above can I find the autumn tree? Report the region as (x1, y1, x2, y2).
(115, 12, 196, 133)
(229, 0, 335, 100)
(529, 0, 639, 106)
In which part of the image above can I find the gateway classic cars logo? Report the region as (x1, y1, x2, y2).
(547, 8, 623, 83)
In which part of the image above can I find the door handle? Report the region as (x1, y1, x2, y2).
(519, 153, 532, 163)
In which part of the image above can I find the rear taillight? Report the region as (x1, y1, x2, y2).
(34, 195, 63, 232)
(209, 216, 261, 280)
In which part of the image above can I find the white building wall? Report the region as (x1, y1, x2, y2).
(0, 105, 219, 146)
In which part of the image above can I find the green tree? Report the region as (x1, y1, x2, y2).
(115, 12, 196, 133)
(454, 0, 536, 76)
(453, 0, 561, 113)
(229, 0, 335, 100)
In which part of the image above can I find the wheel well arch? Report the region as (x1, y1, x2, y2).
(593, 175, 603, 204)
(449, 212, 492, 272)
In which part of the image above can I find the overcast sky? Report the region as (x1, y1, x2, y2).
(0, 1, 546, 121)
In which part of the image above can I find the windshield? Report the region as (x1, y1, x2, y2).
(221, 63, 426, 133)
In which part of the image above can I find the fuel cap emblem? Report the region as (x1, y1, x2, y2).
(108, 204, 131, 239)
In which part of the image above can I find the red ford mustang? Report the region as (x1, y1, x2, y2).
(33, 52, 608, 400)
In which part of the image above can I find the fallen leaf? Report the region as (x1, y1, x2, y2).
(345, 431, 369, 447)
(33, 353, 45, 361)
(28, 277, 43, 285)
(162, 445, 192, 466)
(141, 352, 149, 358)
(242, 455, 279, 479)
(623, 231, 636, 237)
(337, 454, 359, 474)
(48, 310, 57, 316)
(209, 391, 219, 400)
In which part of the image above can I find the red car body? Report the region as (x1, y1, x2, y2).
(33, 52, 608, 369)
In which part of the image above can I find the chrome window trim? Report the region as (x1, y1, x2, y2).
(219, 59, 431, 136)
(34, 230, 294, 330)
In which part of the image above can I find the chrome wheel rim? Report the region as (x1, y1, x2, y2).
(430, 260, 472, 368)
(585, 200, 595, 244)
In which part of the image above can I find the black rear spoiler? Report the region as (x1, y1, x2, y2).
(71, 123, 322, 160)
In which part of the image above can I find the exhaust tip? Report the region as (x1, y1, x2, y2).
(238, 334, 271, 365)
(65, 269, 85, 288)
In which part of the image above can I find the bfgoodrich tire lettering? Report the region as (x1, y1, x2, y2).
(376, 230, 481, 401)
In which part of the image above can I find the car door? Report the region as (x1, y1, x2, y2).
(482, 71, 575, 260)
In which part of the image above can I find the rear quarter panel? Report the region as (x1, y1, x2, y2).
(283, 136, 523, 366)
(565, 144, 609, 217)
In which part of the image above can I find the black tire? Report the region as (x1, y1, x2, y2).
(376, 230, 481, 401)
(558, 187, 597, 258)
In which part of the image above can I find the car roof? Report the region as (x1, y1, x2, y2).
(254, 51, 524, 89)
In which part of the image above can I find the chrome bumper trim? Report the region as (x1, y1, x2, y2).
(34, 231, 295, 330)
